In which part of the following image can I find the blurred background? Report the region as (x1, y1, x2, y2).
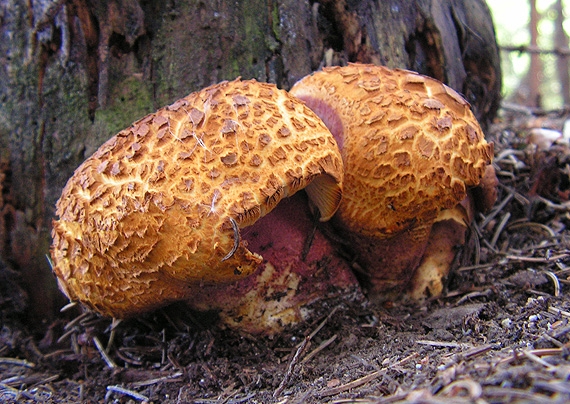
(488, 0, 570, 110)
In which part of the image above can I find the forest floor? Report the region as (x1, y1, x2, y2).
(3, 106, 570, 403)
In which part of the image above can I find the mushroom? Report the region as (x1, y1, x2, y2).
(408, 164, 498, 299)
(50, 79, 347, 322)
(290, 63, 495, 298)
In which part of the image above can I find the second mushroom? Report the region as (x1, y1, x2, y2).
(290, 63, 496, 299)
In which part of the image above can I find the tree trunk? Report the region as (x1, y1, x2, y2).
(528, 0, 542, 107)
(0, 0, 501, 328)
(554, 0, 570, 107)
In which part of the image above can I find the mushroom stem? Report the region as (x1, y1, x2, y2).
(407, 205, 471, 299)
(184, 193, 361, 335)
(338, 220, 433, 296)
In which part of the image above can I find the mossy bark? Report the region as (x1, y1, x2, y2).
(0, 0, 501, 328)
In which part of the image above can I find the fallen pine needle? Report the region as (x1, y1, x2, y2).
(505, 254, 570, 263)
(439, 378, 482, 399)
(524, 350, 556, 369)
(131, 372, 185, 388)
(93, 336, 117, 369)
(273, 336, 310, 398)
(0, 357, 35, 368)
(498, 347, 564, 365)
(59, 301, 78, 312)
(319, 353, 418, 397)
(302, 334, 338, 364)
(105, 385, 149, 402)
(460, 344, 494, 360)
(548, 306, 570, 318)
(543, 270, 561, 296)
(415, 340, 465, 349)
(490, 212, 511, 247)
(308, 306, 340, 340)
(273, 307, 340, 397)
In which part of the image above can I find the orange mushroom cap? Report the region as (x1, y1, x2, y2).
(50, 79, 343, 317)
(291, 64, 493, 237)
(290, 63, 494, 294)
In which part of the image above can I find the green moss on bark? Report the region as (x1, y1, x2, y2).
(93, 76, 153, 143)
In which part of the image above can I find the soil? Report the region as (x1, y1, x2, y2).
(3, 107, 570, 403)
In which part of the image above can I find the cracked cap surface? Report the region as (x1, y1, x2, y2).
(290, 63, 493, 239)
(50, 79, 343, 317)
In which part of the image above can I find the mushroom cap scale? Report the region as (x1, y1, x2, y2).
(51, 79, 343, 318)
(290, 63, 493, 239)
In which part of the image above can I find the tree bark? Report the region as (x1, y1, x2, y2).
(528, 0, 542, 107)
(555, 0, 570, 106)
(0, 0, 501, 327)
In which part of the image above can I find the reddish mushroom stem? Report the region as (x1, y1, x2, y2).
(336, 220, 432, 295)
(185, 192, 361, 334)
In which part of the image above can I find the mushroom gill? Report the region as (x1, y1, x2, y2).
(290, 63, 495, 298)
(50, 79, 346, 320)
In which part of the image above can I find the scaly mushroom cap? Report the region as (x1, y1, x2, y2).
(290, 63, 493, 237)
(290, 63, 493, 294)
(51, 79, 343, 317)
